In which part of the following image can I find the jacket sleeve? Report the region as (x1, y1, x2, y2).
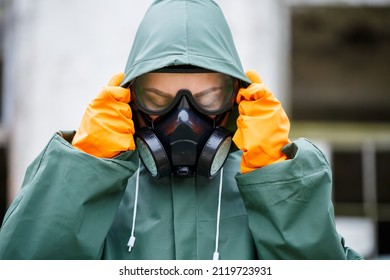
(236, 138, 363, 260)
(0, 132, 138, 259)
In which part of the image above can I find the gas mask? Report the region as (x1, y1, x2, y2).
(130, 68, 238, 179)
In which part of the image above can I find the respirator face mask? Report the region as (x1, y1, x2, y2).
(130, 68, 238, 179)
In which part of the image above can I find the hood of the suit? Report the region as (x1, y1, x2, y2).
(121, 0, 250, 86)
(121, 0, 250, 133)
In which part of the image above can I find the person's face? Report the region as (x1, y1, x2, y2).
(133, 72, 235, 119)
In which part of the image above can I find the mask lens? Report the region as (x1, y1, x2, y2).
(132, 73, 236, 115)
(192, 77, 234, 113)
(133, 81, 174, 113)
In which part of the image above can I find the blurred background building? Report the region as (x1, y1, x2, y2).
(0, 0, 389, 259)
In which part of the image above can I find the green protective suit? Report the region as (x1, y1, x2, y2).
(0, 0, 362, 260)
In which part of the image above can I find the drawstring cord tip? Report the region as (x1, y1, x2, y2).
(213, 252, 219, 260)
(127, 236, 136, 252)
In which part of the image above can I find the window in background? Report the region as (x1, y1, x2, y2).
(291, 6, 390, 259)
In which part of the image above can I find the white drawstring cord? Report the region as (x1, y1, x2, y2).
(213, 167, 224, 260)
(127, 162, 224, 257)
(127, 160, 141, 252)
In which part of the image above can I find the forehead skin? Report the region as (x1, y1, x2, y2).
(137, 72, 227, 97)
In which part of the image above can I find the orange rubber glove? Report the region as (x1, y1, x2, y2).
(233, 70, 290, 174)
(72, 72, 135, 158)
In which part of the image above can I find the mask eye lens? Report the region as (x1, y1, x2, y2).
(193, 76, 235, 113)
(133, 81, 174, 113)
(132, 72, 237, 115)
(194, 88, 225, 110)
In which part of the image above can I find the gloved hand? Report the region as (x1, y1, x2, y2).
(233, 70, 290, 174)
(72, 72, 135, 158)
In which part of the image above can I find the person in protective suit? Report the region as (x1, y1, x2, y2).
(0, 0, 363, 260)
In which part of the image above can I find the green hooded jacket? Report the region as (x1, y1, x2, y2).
(0, 0, 362, 260)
